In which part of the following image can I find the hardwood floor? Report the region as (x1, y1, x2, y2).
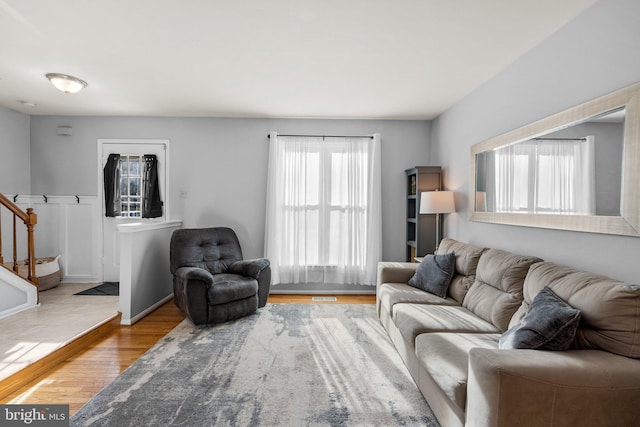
(0, 302, 184, 414)
(0, 294, 375, 415)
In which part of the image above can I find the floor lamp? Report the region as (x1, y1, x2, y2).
(419, 190, 456, 253)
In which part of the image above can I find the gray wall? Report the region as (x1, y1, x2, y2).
(431, 0, 640, 283)
(29, 116, 430, 261)
(0, 107, 31, 194)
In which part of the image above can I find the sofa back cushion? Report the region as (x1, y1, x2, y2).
(436, 238, 485, 303)
(463, 249, 542, 331)
(511, 262, 640, 358)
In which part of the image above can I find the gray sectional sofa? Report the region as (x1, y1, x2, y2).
(377, 238, 640, 427)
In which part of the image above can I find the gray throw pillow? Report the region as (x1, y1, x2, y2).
(408, 252, 456, 298)
(499, 286, 581, 351)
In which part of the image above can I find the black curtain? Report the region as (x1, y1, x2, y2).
(142, 154, 163, 218)
(103, 154, 121, 217)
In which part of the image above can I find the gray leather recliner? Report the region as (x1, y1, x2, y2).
(170, 227, 271, 325)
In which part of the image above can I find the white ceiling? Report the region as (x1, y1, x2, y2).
(0, 0, 598, 119)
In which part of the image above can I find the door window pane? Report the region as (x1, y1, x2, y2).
(118, 155, 143, 218)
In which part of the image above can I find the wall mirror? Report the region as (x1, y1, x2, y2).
(470, 82, 640, 236)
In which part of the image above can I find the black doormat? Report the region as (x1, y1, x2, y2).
(74, 282, 119, 296)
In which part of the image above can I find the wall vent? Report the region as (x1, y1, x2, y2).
(311, 296, 337, 302)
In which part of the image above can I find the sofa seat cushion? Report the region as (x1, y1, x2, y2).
(415, 332, 500, 411)
(436, 238, 486, 303)
(463, 249, 542, 332)
(378, 283, 459, 317)
(208, 273, 258, 305)
(511, 262, 640, 358)
(393, 303, 500, 343)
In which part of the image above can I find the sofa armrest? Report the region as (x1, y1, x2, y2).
(466, 348, 640, 427)
(228, 259, 271, 308)
(376, 262, 418, 287)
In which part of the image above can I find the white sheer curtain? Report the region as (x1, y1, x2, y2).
(264, 132, 381, 286)
(490, 136, 595, 214)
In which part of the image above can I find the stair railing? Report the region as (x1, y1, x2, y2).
(0, 193, 38, 287)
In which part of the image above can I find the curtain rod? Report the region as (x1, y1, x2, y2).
(268, 133, 373, 139)
(533, 137, 587, 141)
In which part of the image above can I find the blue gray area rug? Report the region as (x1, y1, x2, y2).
(71, 304, 438, 426)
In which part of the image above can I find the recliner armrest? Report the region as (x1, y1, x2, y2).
(228, 258, 270, 279)
(172, 266, 214, 325)
(174, 266, 214, 285)
(466, 348, 640, 427)
(228, 259, 271, 308)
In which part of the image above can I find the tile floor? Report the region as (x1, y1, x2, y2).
(0, 283, 119, 382)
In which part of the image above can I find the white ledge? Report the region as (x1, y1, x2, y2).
(117, 220, 182, 233)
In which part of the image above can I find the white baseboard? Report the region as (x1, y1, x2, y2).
(0, 302, 40, 320)
(62, 276, 100, 284)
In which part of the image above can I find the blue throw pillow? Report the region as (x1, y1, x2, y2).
(408, 252, 456, 298)
(499, 286, 581, 351)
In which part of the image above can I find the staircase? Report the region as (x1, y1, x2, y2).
(0, 193, 39, 318)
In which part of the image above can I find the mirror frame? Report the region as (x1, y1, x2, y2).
(470, 82, 640, 236)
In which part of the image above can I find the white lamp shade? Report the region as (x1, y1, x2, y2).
(419, 191, 456, 214)
(46, 73, 87, 94)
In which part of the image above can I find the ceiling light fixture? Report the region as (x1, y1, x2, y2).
(45, 73, 87, 94)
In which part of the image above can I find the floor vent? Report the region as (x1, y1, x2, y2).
(311, 296, 337, 302)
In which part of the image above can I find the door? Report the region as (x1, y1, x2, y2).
(99, 140, 168, 282)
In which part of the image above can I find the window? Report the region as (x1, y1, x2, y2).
(279, 143, 370, 268)
(264, 133, 382, 287)
(103, 152, 163, 219)
(492, 137, 595, 215)
(119, 155, 143, 217)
